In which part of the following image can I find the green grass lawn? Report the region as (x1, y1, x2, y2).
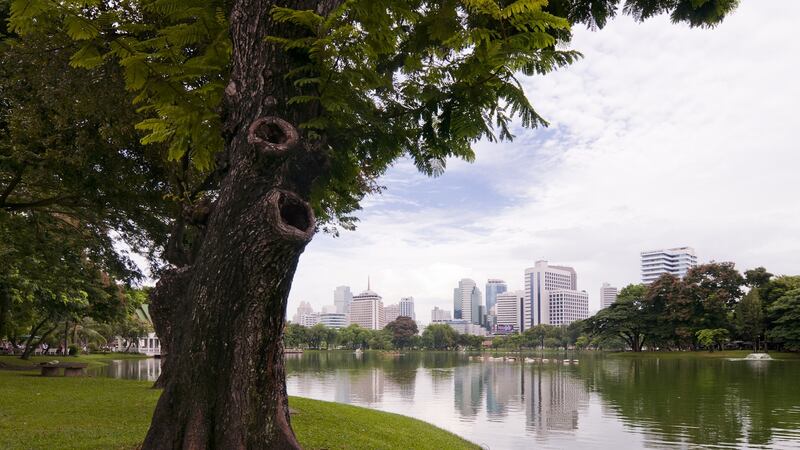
(0, 369, 477, 450)
(609, 349, 800, 359)
(0, 353, 149, 369)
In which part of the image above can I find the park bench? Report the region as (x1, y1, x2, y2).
(39, 362, 89, 377)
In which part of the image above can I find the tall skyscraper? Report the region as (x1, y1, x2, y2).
(454, 279, 482, 325)
(384, 304, 401, 323)
(600, 283, 618, 309)
(640, 246, 698, 284)
(431, 306, 452, 322)
(523, 261, 587, 328)
(292, 301, 314, 324)
(485, 279, 508, 314)
(334, 286, 353, 314)
(350, 288, 385, 330)
(495, 290, 525, 333)
(399, 296, 415, 320)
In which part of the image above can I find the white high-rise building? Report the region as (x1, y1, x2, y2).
(523, 261, 586, 328)
(399, 296, 415, 320)
(334, 286, 353, 314)
(548, 290, 589, 326)
(600, 283, 618, 309)
(384, 304, 401, 323)
(454, 278, 482, 325)
(350, 288, 385, 330)
(292, 301, 314, 324)
(641, 247, 698, 284)
(431, 306, 452, 322)
(495, 290, 524, 333)
(319, 312, 348, 329)
(299, 312, 320, 327)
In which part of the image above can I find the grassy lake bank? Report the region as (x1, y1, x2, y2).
(0, 358, 477, 450)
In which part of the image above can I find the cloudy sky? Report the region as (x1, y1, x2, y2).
(288, 2, 800, 324)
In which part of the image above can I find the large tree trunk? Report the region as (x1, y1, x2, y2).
(143, 1, 341, 448)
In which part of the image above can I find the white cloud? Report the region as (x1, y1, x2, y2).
(289, 2, 800, 324)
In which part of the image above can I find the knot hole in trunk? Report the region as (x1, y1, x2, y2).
(266, 190, 315, 242)
(247, 116, 299, 155)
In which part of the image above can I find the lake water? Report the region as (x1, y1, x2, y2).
(94, 352, 800, 449)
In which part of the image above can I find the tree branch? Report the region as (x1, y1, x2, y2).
(0, 171, 24, 205)
(2, 195, 80, 211)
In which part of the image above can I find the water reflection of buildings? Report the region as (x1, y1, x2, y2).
(485, 363, 523, 418)
(524, 366, 589, 434)
(100, 358, 162, 382)
(454, 364, 486, 418)
(349, 369, 385, 405)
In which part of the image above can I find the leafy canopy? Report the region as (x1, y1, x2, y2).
(8, 0, 739, 230)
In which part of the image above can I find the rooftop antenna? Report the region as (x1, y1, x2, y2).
(367, 275, 371, 291)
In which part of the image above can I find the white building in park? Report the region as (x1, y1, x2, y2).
(384, 304, 401, 323)
(399, 296, 415, 320)
(111, 304, 161, 357)
(334, 285, 353, 314)
(453, 278, 482, 325)
(495, 290, 525, 334)
(640, 246, 697, 284)
(600, 283, 618, 309)
(524, 260, 578, 329)
(548, 290, 589, 326)
(319, 312, 348, 329)
(350, 288, 385, 330)
(431, 306, 452, 322)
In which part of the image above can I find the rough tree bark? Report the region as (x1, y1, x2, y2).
(144, 1, 342, 448)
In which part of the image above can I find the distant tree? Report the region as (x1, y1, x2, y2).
(575, 335, 589, 350)
(545, 325, 567, 349)
(491, 335, 507, 349)
(766, 288, 800, 352)
(524, 325, 549, 349)
(70, 317, 110, 350)
(696, 328, 730, 352)
(585, 284, 649, 352)
(759, 275, 800, 349)
(645, 276, 686, 349)
(745, 267, 773, 288)
(422, 324, 457, 350)
(384, 316, 418, 349)
(324, 327, 339, 350)
(507, 333, 523, 350)
(565, 321, 584, 348)
(338, 324, 371, 350)
(367, 329, 393, 350)
(683, 263, 744, 334)
(306, 323, 328, 349)
(283, 323, 307, 349)
(735, 288, 764, 351)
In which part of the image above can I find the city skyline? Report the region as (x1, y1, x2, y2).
(287, 2, 799, 325)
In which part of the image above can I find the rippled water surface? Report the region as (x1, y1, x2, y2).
(97, 353, 800, 449)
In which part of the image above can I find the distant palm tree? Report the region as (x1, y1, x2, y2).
(70, 317, 109, 349)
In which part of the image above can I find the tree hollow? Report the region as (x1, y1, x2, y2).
(247, 116, 299, 154)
